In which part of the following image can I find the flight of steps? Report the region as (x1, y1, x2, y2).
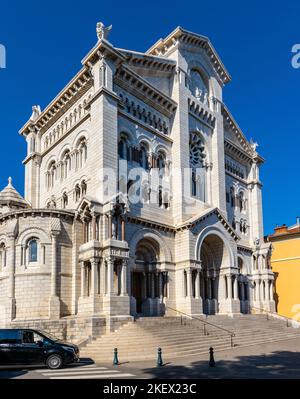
(80, 315, 300, 362)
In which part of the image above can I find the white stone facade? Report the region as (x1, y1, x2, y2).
(0, 25, 275, 339)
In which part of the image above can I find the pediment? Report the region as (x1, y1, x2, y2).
(178, 207, 240, 242)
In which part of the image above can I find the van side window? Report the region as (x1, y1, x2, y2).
(0, 330, 21, 344)
(22, 331, 35, 344)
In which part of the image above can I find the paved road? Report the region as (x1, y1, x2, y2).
(1, 337, 300, 379)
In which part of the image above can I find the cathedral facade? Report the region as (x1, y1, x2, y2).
(0, 24, 275, 339)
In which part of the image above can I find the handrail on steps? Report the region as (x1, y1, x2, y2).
(166, 305, 235, 347)
(250, 305, 297, 327)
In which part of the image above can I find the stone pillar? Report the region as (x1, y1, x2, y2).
(269, 280, 273, 301)
(187, 269, 192, 298)
(121, 217, 126, 241)
(106, 257, 114, 295)
(80, 261, 85, 296)
(107, 213, 112, 240)
(49, 232, 60, 319)
(233, 276, 239, 300)
(159, 273, 163, 299)
(195, 271, 200, 299)
(121, 260, 128, 296)
(90, 258, 98, 296)
(256, 279, 261, 301)
(227, 274, 233, 299)
(92, 213, 97, 240)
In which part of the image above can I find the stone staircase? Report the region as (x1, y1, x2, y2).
(80, 314, 300, 362)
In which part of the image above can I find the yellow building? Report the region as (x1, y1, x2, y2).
(268, 219, 300, 320)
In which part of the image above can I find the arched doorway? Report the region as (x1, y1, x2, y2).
(132, 238, 167, 316)
(200, 233, 231, 315)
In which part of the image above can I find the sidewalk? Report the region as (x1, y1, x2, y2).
(108, 336, 300, 379)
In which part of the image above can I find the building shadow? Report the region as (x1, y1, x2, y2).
(0, 369, 28, 379)
(141, 350, 300, 379)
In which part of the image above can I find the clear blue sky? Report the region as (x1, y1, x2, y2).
(0, 0, 299, 235)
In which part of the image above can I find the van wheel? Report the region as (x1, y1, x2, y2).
(46, 354, 63, 370)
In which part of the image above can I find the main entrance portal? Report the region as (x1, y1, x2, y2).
(131, 238, 168, 317)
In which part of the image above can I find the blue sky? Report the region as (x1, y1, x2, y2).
(0, 0, 299, 235)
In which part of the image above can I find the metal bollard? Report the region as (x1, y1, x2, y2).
(157, 347, 163, 367)
(113, 348, 119, 366)
(209, 347, 215, 367)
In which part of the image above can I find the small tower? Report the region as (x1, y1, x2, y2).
(0, 177, 29, 214)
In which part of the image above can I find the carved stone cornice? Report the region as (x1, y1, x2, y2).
(114, 65, 177, 118)
(188, 98, 216, 129)
(20, 69, 93, 137)
(118, 48, 176, 74)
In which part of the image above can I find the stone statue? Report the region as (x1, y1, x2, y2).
(250, 139, 259, 152)
(30, 105, 41, 122)
(96, 22, 112, 41)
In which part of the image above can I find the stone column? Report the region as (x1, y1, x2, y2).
(107, 213, 112, 240)
(269, 280, 273, 301)
(233, 276, 239, 300)
(99, 258, 106, 295)
(106, 257, 114, 295)
(195, 271, 200, 299)
(187, 269, 192, 298)
(80, 261, 85, 296)
(159, 273, 163, 299)
(92, 213, 97, 240)
(90, 258, 98, 296)
(121, 217, 126, 241)
(121, 260, 128, 296)
(256, 279, 261, 301)
(49, 232, 60, 319)
(227, 274, 233, 299)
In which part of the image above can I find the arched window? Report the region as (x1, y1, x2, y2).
(62, 150, 71, 179)
(81, 180, 87, 196)
(189, 132, 207, 201)
(75, 184, 81, 202)
(118, 137, 129, 160)
(0, 243, 6, 268)
(76, 137, 87, 169)
(62, 192, 68, 208)
(158, 186, 163, 207)
(28, 239, 38, 263)
(139, 144, 149, 170)
(157, 151, 166, 172)
(47, 161, 57, 189)
(230, 187, 235, 208)
(239, 192, 245, 212)
(189, 69, 209, 104)
(191, 171, 197, 197)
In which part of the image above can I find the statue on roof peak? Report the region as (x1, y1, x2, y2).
(96, 21, 112, 41)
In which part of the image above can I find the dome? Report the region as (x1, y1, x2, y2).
(0, 177, 29, 210)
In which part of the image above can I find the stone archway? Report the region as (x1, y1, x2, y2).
(131, 236, 168, 317)
(200, 233, 231, 315)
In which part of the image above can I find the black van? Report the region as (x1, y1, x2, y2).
(0, 329, 80, 369)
